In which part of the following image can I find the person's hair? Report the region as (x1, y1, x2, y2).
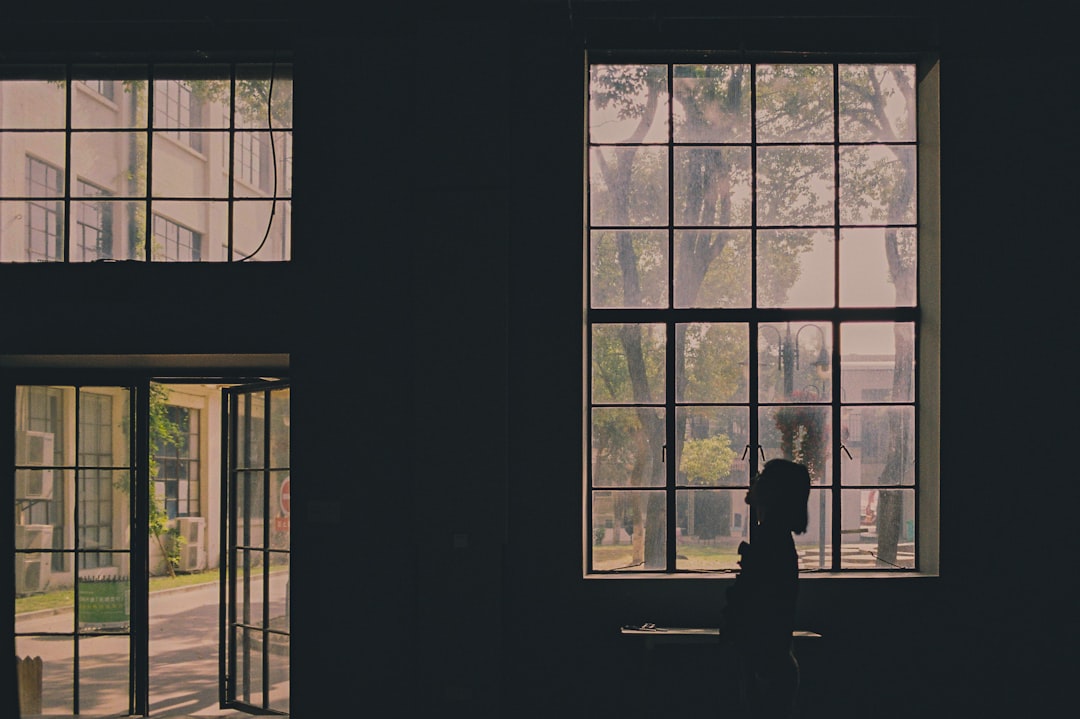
(754, 459, 812, 534)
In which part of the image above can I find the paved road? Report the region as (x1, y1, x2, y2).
(16, 573, 288, 717)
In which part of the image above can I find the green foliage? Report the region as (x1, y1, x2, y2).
(774, 397, 829, 484)
(590, 64, 666, 123)
(679, 323, 746, 402)
(679, 435, 738, 485)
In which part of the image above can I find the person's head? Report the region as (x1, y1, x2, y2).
(746, 459, 811, 534)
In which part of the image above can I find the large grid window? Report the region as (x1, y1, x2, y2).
(153, 404, 200, 518)
(77, 392, 115, 570)
(74, 180, 112, 261)
(0, 62, 293, 262)
(25, 157, 63, 261)
(587, 59, 930, 574)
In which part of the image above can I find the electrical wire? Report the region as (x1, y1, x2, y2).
(235, 57, 278, 262)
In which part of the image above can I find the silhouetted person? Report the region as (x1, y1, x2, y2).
(722, 459, 811, 719)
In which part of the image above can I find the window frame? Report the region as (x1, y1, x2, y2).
(583, 50, 941, 578)
(0, 58, 292, 263)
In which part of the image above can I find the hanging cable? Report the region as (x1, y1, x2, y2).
(236, 56, 278, 261)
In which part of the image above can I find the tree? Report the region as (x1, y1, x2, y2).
(147, 385, 187, 577)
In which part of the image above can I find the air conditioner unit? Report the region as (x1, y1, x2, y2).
(15, 554, 51, 595)
(15, 431, 55, 500)
(173, 516, 206, 572)
(15, 524, 54, 550)
(15, 471, 54, 501)
(17, 430, 55, 465)
(15, 525, 54, 596)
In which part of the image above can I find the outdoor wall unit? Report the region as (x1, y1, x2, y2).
(174, 516, 206, 572)
(15, 524, 54, 595)
(15, 430, 55, 499)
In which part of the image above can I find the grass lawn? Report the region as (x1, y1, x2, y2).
(16, 569, 224, 615)
(592, 542, 742, 571)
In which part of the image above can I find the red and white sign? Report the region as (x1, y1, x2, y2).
(279, 476, 291, 516)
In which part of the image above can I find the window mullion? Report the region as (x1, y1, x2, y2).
(665, 64, 677, 572)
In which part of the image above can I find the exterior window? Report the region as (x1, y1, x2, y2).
(16, 386, 67, 572)
(236, 117, 271, 191)
(81, 79, 115, 101)
(0, 62, 293, 262)
(587, 60, 931, 574)
(77, 392, 114, 570)
(25, 157, 63, 261)
(155, 79, 204, 152)
(153, 214, 202, 262)
(153, 405, 200, 519)
(74, 180, 112, 261)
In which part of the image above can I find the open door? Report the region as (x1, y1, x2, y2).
(221, 382, 290, 715)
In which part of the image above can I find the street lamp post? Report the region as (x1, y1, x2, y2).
(762, 322, 831, 567)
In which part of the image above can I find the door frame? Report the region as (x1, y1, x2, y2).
(220, 380, 290, 716)
(5, 356, 287, 717)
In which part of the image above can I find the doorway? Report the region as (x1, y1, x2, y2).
(11, 374, 289, 717)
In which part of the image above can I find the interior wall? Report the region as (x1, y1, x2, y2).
(4, 2, 1077, 718)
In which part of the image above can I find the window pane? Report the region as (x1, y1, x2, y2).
(840, 228, 917, 307)
(72, 199, 140, 262)
(591, 407, 665, 488)
(673, 64, 750, 143)
(149, 201, 221, 262)
(676, 489, 744, 570)
(590, 146, 668, 226)
(78, 635, 130, 715)
(840, 322, 914, 403)
(755, 64, 833, 143)
(676, 407, 749, 486)
(269, 388, 290, 469)
(757, 322, 832, 404)
(590, 230, 668, 309)
(269, 472, 291, 550)
(232, 199, 291, 261)
(16, 637, 73, 713)
(677, 322, 748, 403)
(759, 405, 832, 485)
(590, 489, 666, 571)
(236, 471, 265, 548)
(799, 488, 833, 570)
(236, 63, 294, 130)
(72, 131, 145, 197)
(839, 64, 916, 143)
(589, 64, 668, 144)
(756, 146, 834, 226)
(591, 323, 666, 404)
(841, 406, 915, 486)
(71, 66, 148, 129)
(757, 229, 835, 308)
(840, 488, 915, 569)
(674, 229, 751, 308)
(674, 146, 751, 225)
(839, 145, 917, 225)
(0, 74, 67, 129)
(150, 132, 220, 197)
(78, 576, 130, 631)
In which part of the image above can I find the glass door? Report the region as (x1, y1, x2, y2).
(13, 384, 140, 716)
(221, 382, 290, 714)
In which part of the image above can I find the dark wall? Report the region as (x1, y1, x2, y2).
(4, 2, 1076, 718)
